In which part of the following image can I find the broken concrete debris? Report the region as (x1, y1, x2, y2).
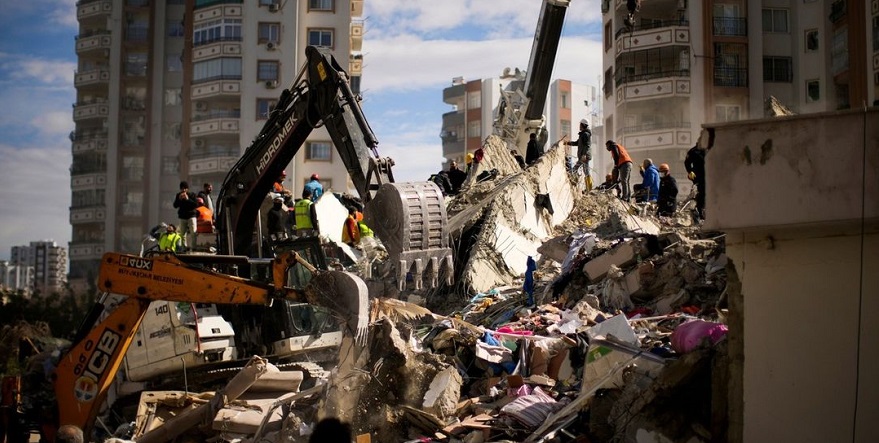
(4, 134, 731, 442)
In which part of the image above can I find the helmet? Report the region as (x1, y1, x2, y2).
(658, 163, 670, 172)
(279, 170, 287, 177)
(310, 173, 319, 180)
(465, 152, 474, 164)
(196, 197, 204, 205)
(579, 118, 589, 126)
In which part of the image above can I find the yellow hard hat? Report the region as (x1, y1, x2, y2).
(465, 152, 474, 164)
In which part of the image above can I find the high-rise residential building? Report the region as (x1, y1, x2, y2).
(1, 241, 67, 295)
(70, 0, 362, 286)
(599, 0, 874, 181)
(441, 71, 598, 168)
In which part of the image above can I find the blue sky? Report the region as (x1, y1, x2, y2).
(0, 0, 604, 260)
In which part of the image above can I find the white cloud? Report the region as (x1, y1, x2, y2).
(31, 111, 75, 138)
(0, 143, 72, 260)
(0, 0, 78, 29)
(12, 58, 76, 85)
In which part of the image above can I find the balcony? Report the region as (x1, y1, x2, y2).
(75, 31, 111, 56)
(615, 69, 689, 88)
(71, 173, 107, 191)
(69, 242, 105, 260)
(616, 74, 690, 104)
(73, 100, 110, 122)
(191, 79, 241, 99)
(351, 0, 363, 17)
(350, 21, 363, 52)
(443, 83, 465, 105)
(70, 206, 107, 225)
(442, 110, 464, 129)
(193, 40, 242, 61)
(349, 55, 362, 75)
(713, 17, 747, 37)
(77, 0, 112, 22)
(71, 131, 109, 154)
(620, 123, 694, 152)
(191, 117, 240, 136)
(714, 67, 748, 87)
(189, 156, 239, 176)
(74, 69, 110, 89)
(616, 23, 689, 56)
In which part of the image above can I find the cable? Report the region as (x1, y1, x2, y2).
(851, 103, 868, 442)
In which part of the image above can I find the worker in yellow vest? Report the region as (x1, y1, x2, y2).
(294, 188, 320, 236)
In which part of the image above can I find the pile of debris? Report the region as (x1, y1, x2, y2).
(107, 139, 731, 442)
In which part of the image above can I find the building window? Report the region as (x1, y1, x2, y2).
(830, 27, 849, 75)
(467, 120, 480, 138)
(257, 61, 279, 82)
(256, 98, 277, 119)
(193, 18, 242, 46)
(308, 29, 334, 48)
(164, 88, 182, 106)
(309, 0, 333, 11)
(166, 54, 183, 72)
(763, 57, 792, 82)
(259, 0, 276, 5)
(560, 92, 569, 109)
(805, 29, 819, 52)
(125, 53, 148, 77)
(467, 91, 481, 109)
(167, 20, 184, 37)
(762, 9, 789, 33)
(715, 105, 741, 122)
(121, 156, 144, 181)
(604, 20, 612, 52)
(873, 16, 879, 53)
(193, 57, 242, 83)
(164, 122, 181, 140)
(806, 80, 820, 102)
(258, 22, 280, 43)
(306, 141, 332, 161)
(604, 67, 613, 97)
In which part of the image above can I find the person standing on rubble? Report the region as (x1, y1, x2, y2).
(606, 140, 634, 201)
(294, 188, 320, 236)
(446, 160, 467, 194)
(635, 158, 660, 202)
(566, 119, 593, 189)
(267, 196, 288, 240)
(303, 173, 324, 201)
(198, 182, 215, 221)
(173, 181, 199, 251)
(525, 132, 543, 165)
(657, 163, 679, 216)
(684, 143, 706, 220)
(158, 224, 182, 252)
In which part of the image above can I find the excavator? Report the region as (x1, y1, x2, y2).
(47, 250, 367, 441)
(28, 46, 454, 441)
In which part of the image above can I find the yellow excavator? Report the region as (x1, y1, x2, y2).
(49, 250, 366, 441)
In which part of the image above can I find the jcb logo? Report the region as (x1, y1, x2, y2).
(120, 255, 153, 271)
(72, 329, 122, 403)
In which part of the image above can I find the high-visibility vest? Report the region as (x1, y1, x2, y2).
(342, 216, 359, 244)
(358, 221, 373, 237)
(294, 199, 314, 229)
(159, 232, 181, 251)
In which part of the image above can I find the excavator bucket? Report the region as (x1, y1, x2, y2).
(363, 182, 455, 290)
(301, 270, 369, 347)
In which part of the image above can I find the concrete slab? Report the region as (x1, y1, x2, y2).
(583, 239, 645, 282)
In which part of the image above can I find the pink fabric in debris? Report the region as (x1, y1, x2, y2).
(671, 320, 728, 353)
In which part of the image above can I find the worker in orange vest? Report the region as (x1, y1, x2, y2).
(606, 140, 634, 201)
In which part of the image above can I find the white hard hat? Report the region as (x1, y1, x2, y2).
(579, 118, 589, 126)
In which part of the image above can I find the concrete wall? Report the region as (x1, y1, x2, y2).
(705, 109, 879, 442)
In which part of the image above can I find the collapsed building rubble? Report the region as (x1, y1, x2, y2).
(3, 137, 732, 443)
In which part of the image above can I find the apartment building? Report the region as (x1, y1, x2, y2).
(1, 241, 68, 295)
(441, 71, 598, 169)
(599, 0, 875, 182)
(70, 0, 362, 285)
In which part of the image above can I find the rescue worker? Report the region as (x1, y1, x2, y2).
(273, 171, 293, 205)
(635, 158, 659, 202)
(465, 152, 475, 174)
(596, 173, 619, 195)
(159, 224, 182, 252)
(657, 163, 679, 216)
(197, 182, 215, 219)
(606, 140, 634, 201)
(267, 196, 287, 240)
(304, 173, 323, 201)
(446, 160, 467, 194)
(525, 132, 542, 165)
(294, 188, 320, 236)
(173, 181, 198, 251)
(684, 143, 706, 220)
(511, 150, 527, 169)
(566, 119, 593, 189)
(195, 197, 214, 234)
(342, 206, 361, 247)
